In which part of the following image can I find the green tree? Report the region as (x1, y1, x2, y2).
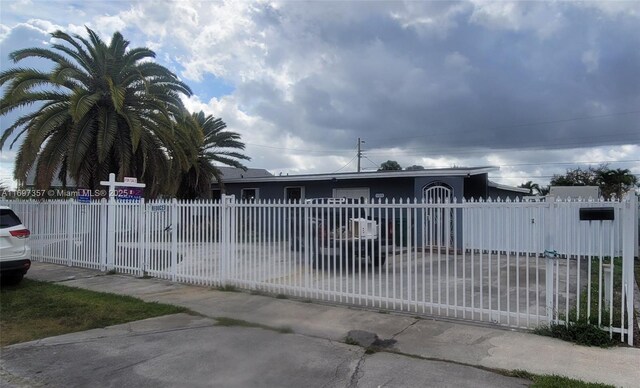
(176, 111, 250, 199)
(378, 160, 402, 171)
(0, 27, 193, 198)
(550, 165, 638, 200)
(550, 167, 599, 187)
(597, 168, 638, 199)
(405, 165, 425, 171)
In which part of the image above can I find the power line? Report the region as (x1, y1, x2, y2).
(499, 159, 640, 168)
(363, 155, 380, 169)
(244, 133, 638, 156)
(366, 137, 640, 157)
(244, 142, 352, 154)
(365, 110, 640, 145)
(332, 155, 357, 173)
(496, 173, 640, 180)
(242, 109, 640, 155)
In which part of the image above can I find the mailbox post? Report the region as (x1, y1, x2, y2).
(579, 206, 615, 324)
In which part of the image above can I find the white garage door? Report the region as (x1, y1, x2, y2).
(333, 187, 370, 201)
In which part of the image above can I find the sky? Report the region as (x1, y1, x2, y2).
(1, 0, 639, 190)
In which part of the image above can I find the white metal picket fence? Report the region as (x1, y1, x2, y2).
(2, 195, 637, 344)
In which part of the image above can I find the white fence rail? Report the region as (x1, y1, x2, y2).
(2, 195, 637, 345)
(462, 199, 625, 256)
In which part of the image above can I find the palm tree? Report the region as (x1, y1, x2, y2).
(176, 111, 250, 199)
(518, 181, 541, 195)
(597, 168, 638, 200)
(0, 27, 193, 198)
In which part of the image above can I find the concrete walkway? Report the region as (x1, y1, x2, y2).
(5, 262, 640, 387)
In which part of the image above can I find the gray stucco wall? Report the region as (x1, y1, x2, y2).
(464, 174, 488, 199)
(219, 174, 493, 249)
(223, 176, 416, 201)
(222, 175, 472, 202)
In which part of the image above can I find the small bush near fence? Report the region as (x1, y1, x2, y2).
(536, 256, 625, 347)
(534, 321, 614, 347)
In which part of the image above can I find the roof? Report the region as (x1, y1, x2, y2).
(214, 167, 273, 182)
(488, 180, 530, 194)
(218, 166, 499, 184)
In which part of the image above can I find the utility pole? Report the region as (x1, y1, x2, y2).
(357, 138, 365, 173)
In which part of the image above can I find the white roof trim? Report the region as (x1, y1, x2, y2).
(221, 166, 499, 184)
(488, 180, 530, 193)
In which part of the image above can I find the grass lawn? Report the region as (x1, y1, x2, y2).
(506, 370, 614, 388)
(0, 279, 188, 346)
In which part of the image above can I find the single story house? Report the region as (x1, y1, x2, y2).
(213, 166, 528, 247)
(213, 166, 528, 202)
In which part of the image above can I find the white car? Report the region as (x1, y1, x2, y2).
(0, 206, 31, 285)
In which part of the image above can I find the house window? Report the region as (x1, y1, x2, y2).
(241, 188, 259, 201)
(211, 189, 221, 200)
(284, 186, 304, 202)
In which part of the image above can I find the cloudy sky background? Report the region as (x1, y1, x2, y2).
(1, 0, 639, 190)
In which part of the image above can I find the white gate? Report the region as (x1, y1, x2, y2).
(423, 182, 454, 247)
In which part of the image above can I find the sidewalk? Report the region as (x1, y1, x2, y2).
(23, 262, 640, 387)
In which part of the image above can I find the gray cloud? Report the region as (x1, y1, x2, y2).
(241, 2, 640, 154)
(1, 1, 638, 188)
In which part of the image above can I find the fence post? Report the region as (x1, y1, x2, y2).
(304, 202, 310, 295)
(634, 194, 639, 258)
(171, 198, 178, 282)
(66, 199, 74, 267)
(138, 198, 146, 277)
(622, 195, 636, 345)
(229, 196, 237, 284)
(218, 194, 233, 286)
(545, 201, 555, 324)
(100, 198, 107, 270)
(106, 195, 115, 271)
(219, 195, 235, 285)
(219, 196, 226, 284)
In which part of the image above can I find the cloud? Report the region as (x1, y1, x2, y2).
(581, 49, 599, 73)
(1, 1, 639, 187)
(468, 1, 566, 39)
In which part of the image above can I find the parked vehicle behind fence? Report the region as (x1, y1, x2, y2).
(290, 198, 393, 268)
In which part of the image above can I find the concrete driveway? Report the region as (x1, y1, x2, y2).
(1, 314, 529, 388)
